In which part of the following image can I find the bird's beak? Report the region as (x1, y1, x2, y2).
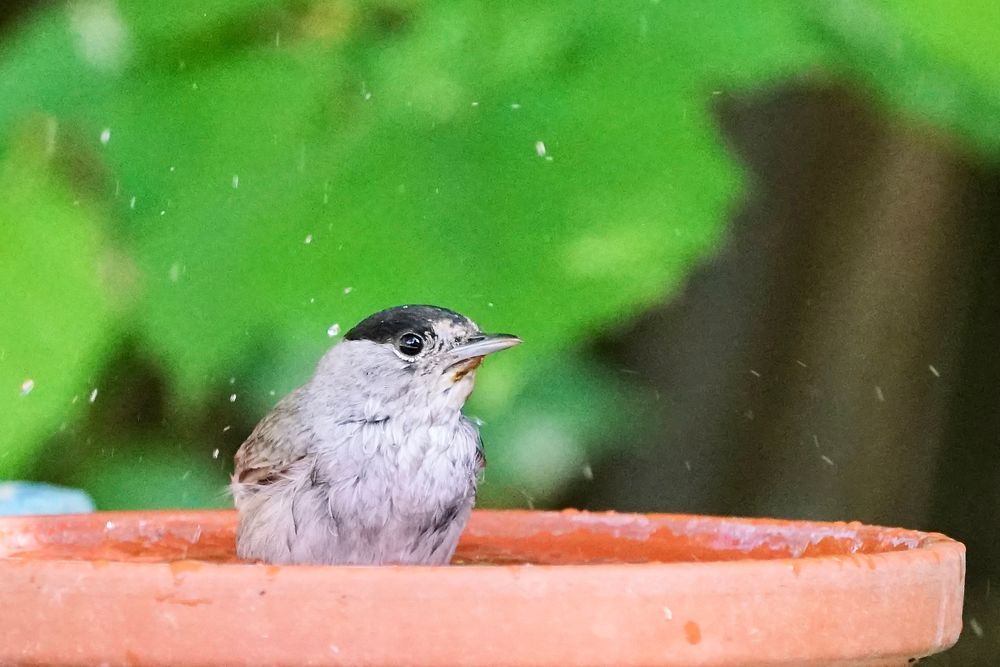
(448, 333, 521, 363)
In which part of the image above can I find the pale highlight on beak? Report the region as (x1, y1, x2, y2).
(448, 333, 521, 363)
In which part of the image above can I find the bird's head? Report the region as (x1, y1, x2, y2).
(318, 305, 520, 413)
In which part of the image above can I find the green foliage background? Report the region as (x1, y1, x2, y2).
(1, 0, 998, 508)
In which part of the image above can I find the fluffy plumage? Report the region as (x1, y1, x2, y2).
(231, 305, 518, 565)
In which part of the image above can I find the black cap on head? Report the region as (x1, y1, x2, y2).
(344, 305, 473, 344)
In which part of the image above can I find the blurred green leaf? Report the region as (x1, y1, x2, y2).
(68, 437, 230, 509)
(47, 0, 821, 410)
(811, 0, 1000, 150)
(0, 122, 114, 475)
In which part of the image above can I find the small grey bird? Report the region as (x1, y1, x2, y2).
(231, 305, 520, 565)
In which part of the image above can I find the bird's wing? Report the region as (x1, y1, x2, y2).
(233, 399, 313, 486)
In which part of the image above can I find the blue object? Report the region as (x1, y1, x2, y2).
(0, 481, 95, 516)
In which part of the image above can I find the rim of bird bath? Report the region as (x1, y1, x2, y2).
(0, 508, 965, 666)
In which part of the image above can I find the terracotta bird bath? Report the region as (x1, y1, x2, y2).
(0, 509, 964, 666)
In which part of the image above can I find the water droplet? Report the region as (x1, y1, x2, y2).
(229, 393, 237, 403)
(20, 379, 34, 396)
(129, 196, 136, 209)
(343, 287, 353, 295)
(327, 323, 341, 337)
(510, 103, 522, 110)
(535, 140, 546, 157)
(304, 234, 313, 244)
(212, 448, 220, 459)
(99, 128, 111, 145)
(232, 175, 240, 189)
(222, 425, 231, 432)
(929, 364, 940, 377)
(581, 464, 594, 480)
(89, 388, 99, 403)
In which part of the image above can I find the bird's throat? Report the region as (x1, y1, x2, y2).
(451, 356, 483, 382)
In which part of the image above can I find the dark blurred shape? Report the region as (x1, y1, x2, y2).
(0, 0, 38, 30)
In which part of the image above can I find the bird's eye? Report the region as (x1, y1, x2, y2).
(398, 332, 425, 356)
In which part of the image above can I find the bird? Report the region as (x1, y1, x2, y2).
(231, 304, 520, 565)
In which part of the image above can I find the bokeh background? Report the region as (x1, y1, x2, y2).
(1, 1, 998, 662)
